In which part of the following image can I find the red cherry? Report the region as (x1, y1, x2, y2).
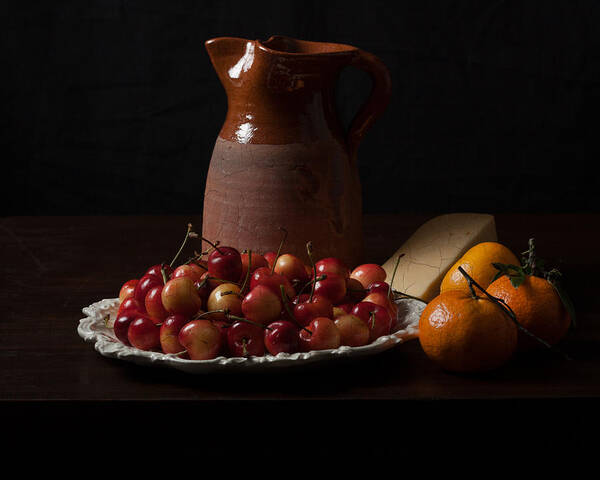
(133, 274, 163, 310)
(207, 246, 243, 283)
(128, 316, 161, 351)
(178, 319, 222, 360)
(362, 291, 398, 319)
(314, 257, 350, 279)
(313, 272, 347, 305)
(368, 281, 390, 294)
(241, 251, 269, 281)
(351, 301, 392, 342)
(250, 267, 295, 299)
(159, 314, 190, 354)
(264, 320, 299, 355)
(292, 295, 333, 327)
(145, 263, 173, 280)
(263, 251, 277, 269)
(114, 311, 151, 345)
(298, 317, 341, 352)
(117, 296, 144, 317)
(144, 284, 169, 324)
(292, 293, 310, 305)
(227, 321, 265, 357)
(241, 285, 282, 325)
(171, 263, 205, 283)
(350, 264, 386, 289)
(119, 279, 139, 303)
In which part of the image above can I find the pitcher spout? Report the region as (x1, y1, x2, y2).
(205, 37, 256, 86)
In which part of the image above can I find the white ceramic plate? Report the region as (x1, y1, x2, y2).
(77, 297, 423, 373)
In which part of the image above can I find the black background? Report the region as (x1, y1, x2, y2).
(3, 0, 599, 216)
(2, 2, 597, 461)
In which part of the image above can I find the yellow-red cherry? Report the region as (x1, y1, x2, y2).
(161, 276, 203, 317)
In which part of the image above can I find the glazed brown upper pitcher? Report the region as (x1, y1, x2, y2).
(203, 35, 391, 267)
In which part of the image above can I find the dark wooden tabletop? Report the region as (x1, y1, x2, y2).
(2, 213, 599, 456)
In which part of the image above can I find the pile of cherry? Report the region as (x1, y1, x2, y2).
(114, 226, 400, 360)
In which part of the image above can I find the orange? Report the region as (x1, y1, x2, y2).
(419, 289, 518, 372)
(440, 242, 519, 294)
(486, 274, 571, 351)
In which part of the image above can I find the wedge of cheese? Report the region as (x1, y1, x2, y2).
(382, 214, 497, 302)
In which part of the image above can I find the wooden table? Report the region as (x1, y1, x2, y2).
(2, 214, 599, 457)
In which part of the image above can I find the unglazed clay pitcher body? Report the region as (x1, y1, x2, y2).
(203, 35, 391, 267)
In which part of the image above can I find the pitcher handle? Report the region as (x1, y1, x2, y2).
(346, 49, 392, 160)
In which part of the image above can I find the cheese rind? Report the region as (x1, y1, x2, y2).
(382, 214, 497, 302)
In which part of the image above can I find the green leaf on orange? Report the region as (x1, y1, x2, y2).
(510, 274, 525, 288)
(492, 262, 526, 288)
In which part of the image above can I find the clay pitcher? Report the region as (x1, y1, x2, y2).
(203, 35, 391, 268)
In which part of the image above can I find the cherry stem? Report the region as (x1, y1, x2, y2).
(240, 250, 252, 294)
(270, 227, 288, 275)
(193, 309, 226, 320)
(206, 242, 220, 254)
(195, 277, 208, 293)
(160, 265, 168, 285)
(201, 236, 223, 255)
(170, 224, 194, 268)
(388, 253, 405, 299)
(306, 241, 316, 302)
(280, 285, 312, 334)
(183, 254, 209, 268)
(369, 311, 376, 330)
(193, 309, 269, 329)
(457, 266, 571, 360)
(227, 314, 273, 331)
(295, 274, 326, 297)
(190, 244, 220, 261)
